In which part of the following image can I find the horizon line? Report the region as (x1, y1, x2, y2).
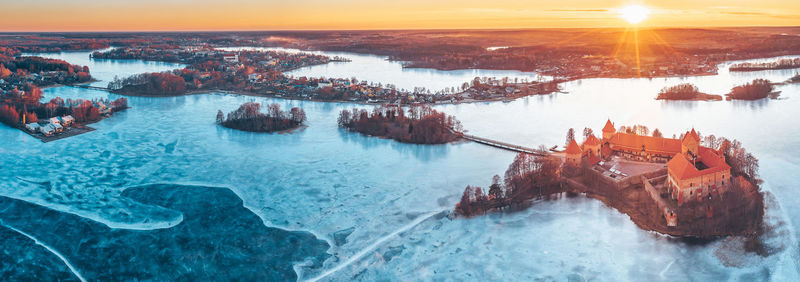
(1, 25, 799, 34)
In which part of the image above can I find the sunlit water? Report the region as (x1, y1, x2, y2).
(1, 50, 799, 280)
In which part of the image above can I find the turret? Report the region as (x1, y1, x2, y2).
(602, 119, 616, 140)
(681, 128, 700, 157)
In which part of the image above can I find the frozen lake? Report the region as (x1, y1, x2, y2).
(1, 50, 799, 280)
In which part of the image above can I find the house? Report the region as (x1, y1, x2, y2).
(96, 102, 111, 115)
(39, 124, 56, 136)
(49, 117, 61, 125)
(317, 81, 332, 89)
(25, 123, 40, 132)
(60, 115, 75, 126)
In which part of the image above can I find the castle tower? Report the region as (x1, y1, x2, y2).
(565, 139, 582, 166)
(582, 134, 601, 157)
(681, 128, 700, 157)
(602, 119, 616, 140)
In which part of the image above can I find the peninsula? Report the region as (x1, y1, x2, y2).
(455, 120, 765, 245)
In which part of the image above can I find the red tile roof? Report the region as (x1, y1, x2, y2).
(583, 134, 601, 146)
(609, 133, 682, 155)
(565, 139, 582, 155)
(667, 147, 731, 180)
(682, 128, 700, 143)
(602, 119, 616, 133)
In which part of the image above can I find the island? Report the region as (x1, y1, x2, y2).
(656, 80, 781, 102)
(729, 58, 800, 72)
(455, 120, 765, 249)
(216, 102, 306, 133)
(337, 105, 462, 144)
(790, 73, 800, 84)
(726, 79, 779, 100)
(656, 83, 722, 101)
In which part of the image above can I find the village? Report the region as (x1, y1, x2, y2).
(97, 45, 565, 104)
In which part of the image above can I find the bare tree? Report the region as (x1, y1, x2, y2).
(566, 128, 575, 147)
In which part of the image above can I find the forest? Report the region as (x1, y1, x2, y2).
(337, 105, 462, 144)
(216, 102, 306, 133)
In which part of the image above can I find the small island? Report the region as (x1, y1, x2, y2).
(337, 105, 462, 144)
(726, 79, 779, 100)
(216, 102, 306, 133)
(789, 73, 800, 84)
(455, 120, 766, 247)
(729, 58, 800, 72)
(656, 83, 722, 101)
(656, 80, 781, 101)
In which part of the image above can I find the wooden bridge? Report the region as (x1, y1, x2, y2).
(68, 84, 110, 91)
(459, 133, 549, 156)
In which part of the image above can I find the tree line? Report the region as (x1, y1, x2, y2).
(729, 58, 800, 72)
(701, 135, 760, 184)
(109, 72, 187, 96)
(1, 86, 127, 127)
(657, 83, 703, 100)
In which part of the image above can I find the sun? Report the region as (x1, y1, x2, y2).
(617, 5, 650, 24)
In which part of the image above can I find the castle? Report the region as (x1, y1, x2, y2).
(566, 119, 731, 205)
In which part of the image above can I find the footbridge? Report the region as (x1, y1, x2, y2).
(69, 85, 110, 91)
(459, 133, 549, 156)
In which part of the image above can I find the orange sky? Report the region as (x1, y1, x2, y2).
(2, 0, 799, 31)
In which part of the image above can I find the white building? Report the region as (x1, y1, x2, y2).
(39, 124, 56, 136)
(25, 123, 40, 132)
(60, 115, 75, 126)
(223, 54, 239, 63)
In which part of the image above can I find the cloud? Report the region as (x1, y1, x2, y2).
(722, 11, 769, 16)
(548, 9, 608, 12)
